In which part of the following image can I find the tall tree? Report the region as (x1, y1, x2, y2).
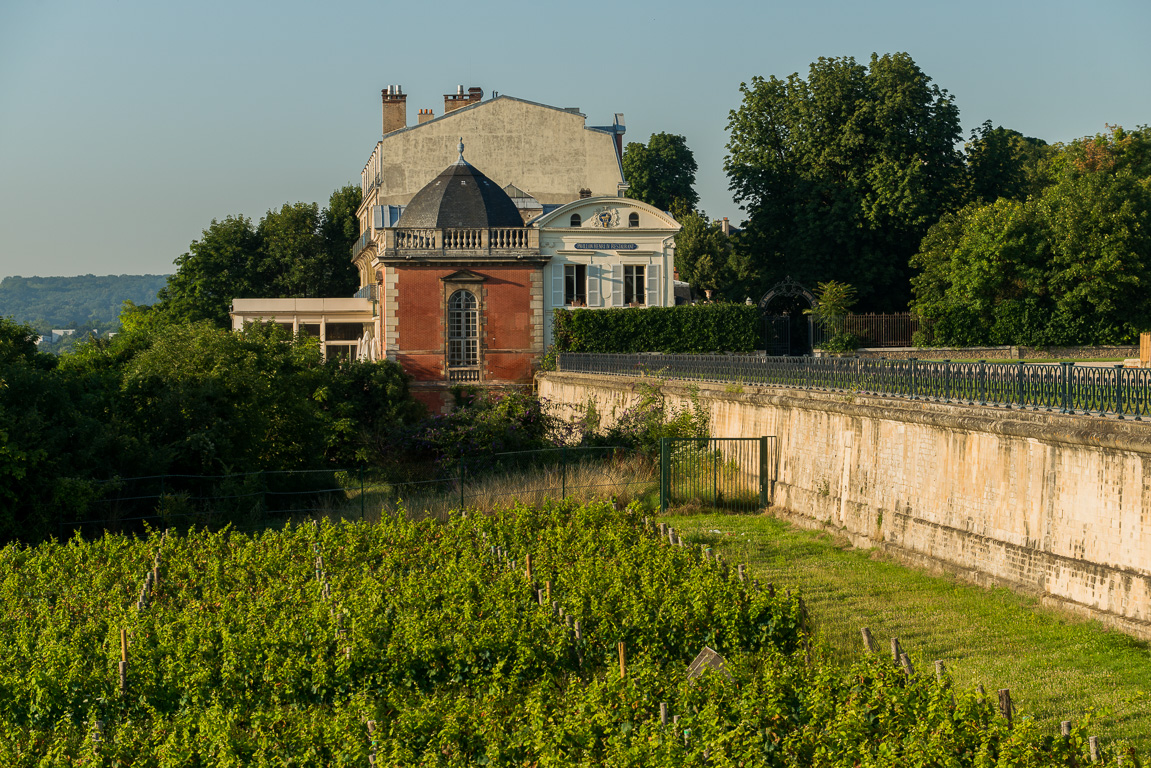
(673, 212, 750, 299)
(622, 133, 699, 213)
(911, 125, 1151, 345)
(155, 185, 362, 326)
(964, 120, 1050, 204)
(725, 53, 964, 310)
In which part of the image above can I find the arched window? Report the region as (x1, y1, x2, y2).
(628, 212, 639, 228)
(570, 213, 582, 227)
(448, 290, 478, 368)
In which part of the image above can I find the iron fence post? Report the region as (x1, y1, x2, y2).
(660, 438, 669, 514)
(759, 436, 769, 508)
(459, 460, 465, 511)
(562, 445, 567, 501)
(1115, 365, 1125, 419)
(910, 358, 917, 400)
(712, 441, 718, 509)
(943, 361, 951, 402)
(1015, 361, 1024, 409)
(979, 360, 987, 406)
(360, 466, 365, 521)
(1061, 363, 1071, 414)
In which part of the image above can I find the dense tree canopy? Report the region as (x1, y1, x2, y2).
(963, 121, 1050, 205)
(155, 184, 362, 326)
(673, 212, 752, 298)
(725, 53, 964, 310)
(622, 133, 699, 214)
(911, 125, 1151, 345)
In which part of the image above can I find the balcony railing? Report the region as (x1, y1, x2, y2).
(352, 230, 375, 260)
(384, 227, 538, 255)
(353, 284, 378, 301)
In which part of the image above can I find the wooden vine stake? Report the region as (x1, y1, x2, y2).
(860, 627, 876, 653)
(618, 641, 626, 678)
(998, 689, 1013, 727)
(119, 628, 128, 694)
(545, 580, 552, 602)
(899, 653, 914, 677)
(1060, 721, 1071, 737)
(660, 702, 668, 726)
(525, 554, 532, 582)
(1089, 735, 1099, 763)
(890, 637, 903, 665)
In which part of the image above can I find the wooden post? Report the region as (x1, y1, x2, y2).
(976, 683, 986, 700)
(660, 702, 668, 726)
(766, 582, 775, 597)
(545, 580, 552, 602)
(860, 627, 876, 653)
(618, 641, 626, 678)
(119, 628, 127, 693)
(552, 601, 560, 618)
(934, 660, 946, 683)
(574, 620, 582, 642)
(900, 653, 914, 676)
(737, 564, 746, 583)
(998, 689, 1013, 726)
(1089, 736, 1099, 763)
(525, 554, 532, 581)
(890, 637, 902, 664)
(1061, 721, 1071, 737)
(537, 589, 545, 606)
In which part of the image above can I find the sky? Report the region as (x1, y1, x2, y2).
(1, 0, 1149, 279)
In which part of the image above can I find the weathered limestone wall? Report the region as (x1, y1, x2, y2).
(538, 371, 1151, 638)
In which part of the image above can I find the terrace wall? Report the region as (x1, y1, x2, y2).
(538, 371, 1151, 638)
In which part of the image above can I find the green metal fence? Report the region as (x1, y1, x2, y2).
(659, 436, 777, 514)
(58, 446, 657, 540)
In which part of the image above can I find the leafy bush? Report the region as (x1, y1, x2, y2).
(553, 303, 760, 354)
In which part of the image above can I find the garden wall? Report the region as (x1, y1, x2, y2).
(539, 371, 1151, 638)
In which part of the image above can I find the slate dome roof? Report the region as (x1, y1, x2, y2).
(396, 140, 524, 229)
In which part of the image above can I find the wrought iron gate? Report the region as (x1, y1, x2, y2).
(659, 436, 777, 513)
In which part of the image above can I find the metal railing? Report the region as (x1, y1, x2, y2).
(557, 353, 1151, 420)
(353, 284, 379, 301)
(660, 436, 777, 513)
(352, 229, 375, 259)
(812, 313, 922, 348)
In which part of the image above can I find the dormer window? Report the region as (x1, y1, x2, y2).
(570, 213, 582, 227)
(628, 212, 639, 228)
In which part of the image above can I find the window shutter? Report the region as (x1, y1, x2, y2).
(586, 264, 599, 307)
(372, 206, 384, 229)
(552, 264, 565, 309)
(646, 264, 660, 307)
(611, 264, 623, 307)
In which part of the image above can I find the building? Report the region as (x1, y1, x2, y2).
(231, 84, 678, 409)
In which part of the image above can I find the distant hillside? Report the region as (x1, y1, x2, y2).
(0, 274, 170, 332)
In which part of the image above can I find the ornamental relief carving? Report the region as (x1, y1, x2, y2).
(590, 207, 620, 228)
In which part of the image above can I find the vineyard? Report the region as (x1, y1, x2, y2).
(0, 502, 1133, 766)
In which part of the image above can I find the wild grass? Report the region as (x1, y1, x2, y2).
(665, 509, 1151, 751)
(349, 454, 660, 522)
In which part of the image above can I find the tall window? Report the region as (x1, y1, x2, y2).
(564, 264, 587, 306)
(448, 290, 478, 367)
(624, 265, 645, 305)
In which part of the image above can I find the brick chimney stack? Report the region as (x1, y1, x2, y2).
(418, 108, 435, 124)
(381, 85, 407, 135)
(444, 85, 483, 114)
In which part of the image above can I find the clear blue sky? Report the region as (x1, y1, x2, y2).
(1, 0, 1148, 279)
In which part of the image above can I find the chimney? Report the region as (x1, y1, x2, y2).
(444, 84, 484, 114)
(381, 84, 407, 135)
(418, 108, 435, 124)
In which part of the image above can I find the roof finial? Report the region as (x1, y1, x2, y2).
(458, 137, 465, 163)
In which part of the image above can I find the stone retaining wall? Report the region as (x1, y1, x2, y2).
(538, 371, 1151, 638)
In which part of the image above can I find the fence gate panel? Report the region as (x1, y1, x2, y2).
(660, 436, 777, 513)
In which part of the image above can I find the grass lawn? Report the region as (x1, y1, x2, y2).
(665, 510, 1151, 750)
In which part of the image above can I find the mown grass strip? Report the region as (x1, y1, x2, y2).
(665, 510, 1151, 750)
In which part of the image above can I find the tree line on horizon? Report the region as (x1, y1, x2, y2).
(622, 52, 1151, 346)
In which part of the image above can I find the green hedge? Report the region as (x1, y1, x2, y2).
(553, 304, 760, 354)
